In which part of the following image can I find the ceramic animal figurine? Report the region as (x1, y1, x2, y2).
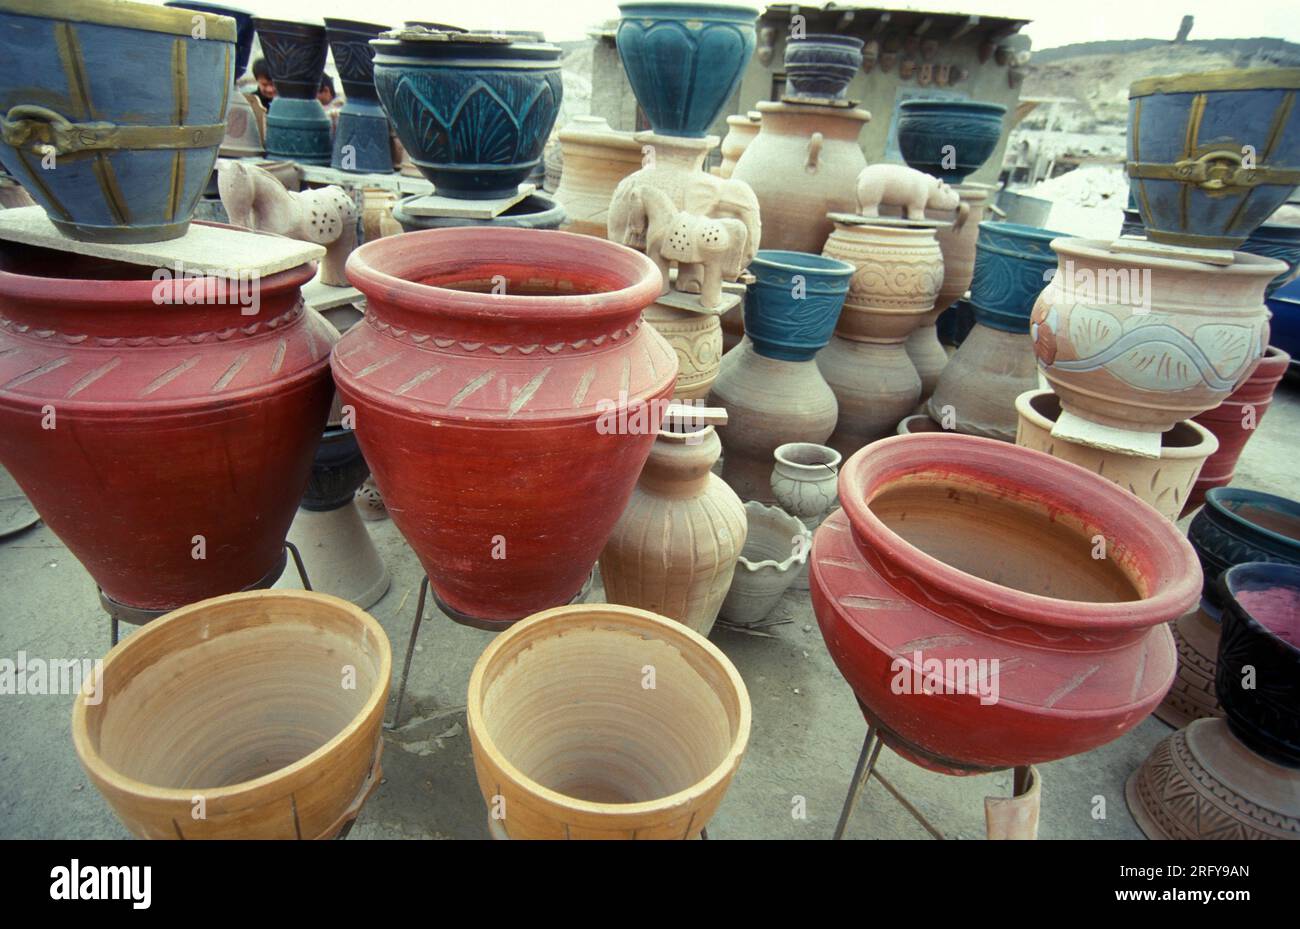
(608, 172, 761, 262)
(855, 164, 968, 228)
(639, 186, 752, 308)
(218, 160, 358, 286)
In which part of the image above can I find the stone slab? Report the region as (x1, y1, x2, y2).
(1108, 234, 1236, 267)
(302, 278, 364, 312)
(298, 163, 433, 196)
(400, 183, 535, 219)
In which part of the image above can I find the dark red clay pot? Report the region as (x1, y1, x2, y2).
(0, 244, 333, 610)
(336, 226, 676, 626)
(1185, 345, 1291, 516)
(810, 433, 1201, 775)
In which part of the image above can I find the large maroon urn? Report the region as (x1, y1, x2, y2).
(810, 433, 1201, 774)
(0, 245, 334, 609)
(336, 226, 676, 626)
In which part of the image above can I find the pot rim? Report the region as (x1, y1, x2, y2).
(838, 434, 1202, 630)
(898, 99, 1008, 116)
(345, 226, 664, 325)
(1049, 238, 1289, 278)
(3, 0, 237, 41)
(751, 249, 854, 277)
(250, 16, 326, 35)
(70, 590, 392, 805)
(1015, 388, 1219, 460)
(787, 33, 865, 48)
(1221, 562, 1300, 660)
(466, 603, 752, 820)
(1130, 66, 1300, 98)
(736, 500, 811, 572)
(1203, 487, 1300, 553)
(774, 441, 841, 472)
(617, 1, 761, 17)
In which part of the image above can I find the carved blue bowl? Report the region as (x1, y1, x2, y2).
(896, 100, 1006, 184)
(969, 222, 1067, 333)
(742, 250, 854, 361)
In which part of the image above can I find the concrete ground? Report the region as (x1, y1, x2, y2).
(1, 377, 1296, 841)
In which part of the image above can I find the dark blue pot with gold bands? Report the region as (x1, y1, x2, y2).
(1127, 68, 1300, 250)
(165, 1, 253, 79)
(0, 0, 234, 243)
(742, 250, 854, 361)
(968, 222, 1065, 333)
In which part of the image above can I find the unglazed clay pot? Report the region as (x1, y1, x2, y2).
(896, 100, 1007, 185)
(771, 442, 840, 591)
(336, 227, 675, 627)
(896, 413, 945, 435)
(72, 590, 391, 839)
(255, 18, 333, 165)
(642, 298, 725, 400)
(1014, 388, 1218, 523)
(820, 218, 942, 455)
(552, 116, 642, 237)
(731, 100, 870, 253)
(716, 111, 761, 179)
(599, 423, 747, 636)
(466, 603, 751, 838)
(1031, 238, 1282, 458)
(811, 434, 1200, 774)
(1186, 345, 1291, 514)
(719, 501, 811, 624)
(0, 244, 333, 610)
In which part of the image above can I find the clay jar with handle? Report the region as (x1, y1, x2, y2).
(335, 227, 676, 628)
(731, 100, 870, 253)
(0, 243, 333, 611)
(716, 111, 762, 179)
(599, 422, 747, 637)
(810, 434, 1200, 774)
(553, 116, 643, 238)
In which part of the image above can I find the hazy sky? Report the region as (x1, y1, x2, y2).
(158, 0, 1300, 47)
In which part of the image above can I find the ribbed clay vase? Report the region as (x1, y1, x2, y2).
(811, 434, 1200, 774)
(599, 422, 747, 637)
(719, 500, 811, 624)
(1014, 388, 1218, 523)
(335, 227, 676, 628)
(0, 243, 333, 611)
(466, 603, 751, 839)
(72, 590, 391, 839)
(819, 219, 943, 457)
(552, 116, 643, 237)
(1031, 239, 1281, 459)
(731, 100, 870, 253)
(771, 442, 840, 591)
(716, 111, 761, 178)
(254, 18, 332, 165)
(928, 221, 1063, 442)
(1186, 345, 1291, 515)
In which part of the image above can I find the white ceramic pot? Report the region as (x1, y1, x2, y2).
(718, 501, 811, 624)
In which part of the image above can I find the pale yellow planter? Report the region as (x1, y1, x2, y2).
(467, 604, 751, 839)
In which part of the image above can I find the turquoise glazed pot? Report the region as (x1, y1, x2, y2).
(968, 222, 1067, 333)
(896, 100, 1006, 184)
(373, 31, 563, 199)
(1187, 487, 1300, 615)
(254, 18, 332, 165)
(325, 19, 393, 174)
(616, 2, 758, 138)
(0, 0, 235, 243)
(1240, 223, 1300, 298)
(742, 250, 854, 361)
(1128, 68, 1300, 250)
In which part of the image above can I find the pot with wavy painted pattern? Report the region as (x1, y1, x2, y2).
(810, 434, 1200, 774)
(335, 227, 677, 628)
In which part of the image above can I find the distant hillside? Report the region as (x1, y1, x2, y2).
(1033, 37, 1300, 66)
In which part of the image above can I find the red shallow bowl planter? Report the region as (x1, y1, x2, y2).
(0, 244, 333, 609)
(335, 227, 676, 625)
(810, 433, 1201, 774)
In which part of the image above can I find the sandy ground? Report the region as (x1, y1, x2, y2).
(1, 378, 1295, 841)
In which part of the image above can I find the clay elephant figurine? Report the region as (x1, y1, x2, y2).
(608, 173, 761, 274)
(855, 164, 968, 229)
(639, 186, 750, 309)
(217, 160, 357, 286)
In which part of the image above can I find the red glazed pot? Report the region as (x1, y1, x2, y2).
(336, 227, 675, 626)
(810, 433, 1200, 774)
(0, 244, 333, 609)
(1184, 345, 1291, 516)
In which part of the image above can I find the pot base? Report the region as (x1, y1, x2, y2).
(1154, 605, 1223, 728)
(283, 504, 391, 610)
(434, 568, 595, 632)
(1126, 717, 1300, 840)
(1051, 407, 1162, 459)
(51, 218, 191, 244)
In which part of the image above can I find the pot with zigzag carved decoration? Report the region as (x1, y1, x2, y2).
(810, 433, 1200, 775)
(335, 227, 676, 629)
(254, 18, 333, 165)
(325, 19, 393, 174)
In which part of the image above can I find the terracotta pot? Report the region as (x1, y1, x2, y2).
(1159, 604, 1224, 728)
(896, 100, 1007, 185)
(466, 603, 751, 838)
(926, 323, 1036, 442)
(335, 227, 675, 627)
(553, 116, 642, 238)
(719, 500, 811, 624)
(1186, 345, 1291, 514)
(984, 765, 1041, 840)
(0, 244, 333, 610)
(599, 423, 747, 636)
(731, 100, 869, 253)
(709, 337, 837, 502)
(820, 219, 942, 455)
(1014, 388, 1218, 522)
(1031, 238, 1281, 458)
(716, 112, 761, 179)
(771, 441, 840, 591)
(71, 590, 391, 839)
(811, 434, 1200, 774)
(642, 299, 724, 400)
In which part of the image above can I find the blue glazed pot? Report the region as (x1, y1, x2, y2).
(325, 19, 393, 174)
(616, 2, 758, 138)
(742, 250, 854, 361)
(1268, 278, 1300, 365)
(0, 0, 234, 243)
(968, 222, 1067, 333)
(1214, 562, 1300, 767)
(1187, 487, 1300, 613)
(166, 1, 253, 77)
(896, 100, 1006, 184)
(1128, 68, 1300, 250)
(784, 34, 863, 101)
(936, 298, 975, 348)
(373, 31, 563, 199)
(1240, 223, 1300, 298)
(255, 18, 331, 165)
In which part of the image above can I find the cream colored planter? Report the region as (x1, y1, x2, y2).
(466, 604, 751, 839)
(71, 590, 391, 839)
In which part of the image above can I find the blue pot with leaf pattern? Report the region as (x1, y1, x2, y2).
(969, 222, 1067, 333)
(742, 250, 854, 361)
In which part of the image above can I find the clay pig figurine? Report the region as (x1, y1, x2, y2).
(855, 164, 968, 229)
